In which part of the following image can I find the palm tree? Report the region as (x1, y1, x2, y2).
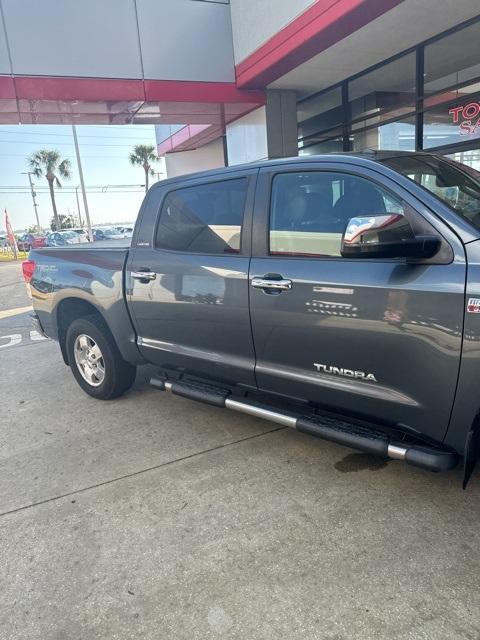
(129, 144, 158, 193)
(29, 150, 71, 230)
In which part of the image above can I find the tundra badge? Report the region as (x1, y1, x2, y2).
(314, 363, 378, 383)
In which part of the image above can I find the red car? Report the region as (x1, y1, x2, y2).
(17, 233, 47, 252)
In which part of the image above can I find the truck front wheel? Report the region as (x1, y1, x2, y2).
(66, 315, 136, 400)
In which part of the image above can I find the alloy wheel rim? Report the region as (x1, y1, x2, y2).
(73, 334, 105, 387)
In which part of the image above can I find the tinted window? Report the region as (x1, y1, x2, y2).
(380, 154, 480, 229)
(156, 179, 247, 254)
(270, 172, 405, 257)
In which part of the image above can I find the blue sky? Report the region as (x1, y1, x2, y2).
(0, 124, 165, 231)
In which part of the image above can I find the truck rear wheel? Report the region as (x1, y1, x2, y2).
(66, 315, 136, 400)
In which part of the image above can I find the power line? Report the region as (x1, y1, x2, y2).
(0, 124, 155, 131)
(1, 190, 145, 194)
(0, 183, 145, 189)
(0, 139, 157, 147)
(0, 130, 155, 140)
(0, 153, 143, 158)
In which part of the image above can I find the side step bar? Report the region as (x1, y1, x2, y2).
(151, 377, 458, 473)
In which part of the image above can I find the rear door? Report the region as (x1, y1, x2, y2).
(127, 169, 258, 387)
(249, 161, 466, 443)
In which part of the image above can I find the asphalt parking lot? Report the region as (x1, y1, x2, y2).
(1, 260, 480, 639)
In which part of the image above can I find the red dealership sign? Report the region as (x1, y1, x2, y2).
(449, 102, 480, 135)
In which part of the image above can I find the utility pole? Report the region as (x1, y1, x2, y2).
(75, 186, 83, 227)
(71, 125, 93, 241)
(21, 171, 41, 230)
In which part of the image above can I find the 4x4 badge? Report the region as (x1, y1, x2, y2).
(467, 298, 480, 313)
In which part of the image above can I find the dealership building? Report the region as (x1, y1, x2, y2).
(0, 0, 479, 176)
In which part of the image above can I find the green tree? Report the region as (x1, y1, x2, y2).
(28, 150, 71, 230)
(129, 144, 158, 193)
(50, 213, 76, 231)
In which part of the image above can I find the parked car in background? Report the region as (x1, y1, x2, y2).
(45, 230, 82, 247)
(92, 227, 124, 241)
(70, 228, 89, 243)
(17, 233, 46, 252)
(116, 225, 134, 238)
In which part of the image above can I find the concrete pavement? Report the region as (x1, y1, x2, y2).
(1, 261, 480, 639)
(0, 260, 32, 312)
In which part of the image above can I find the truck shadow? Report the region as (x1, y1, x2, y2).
(334, 452, 389, 473)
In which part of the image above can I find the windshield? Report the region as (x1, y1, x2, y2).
(60, 231, 77, 239)
(381, 154, 480, 230)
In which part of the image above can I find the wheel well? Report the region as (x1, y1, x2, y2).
(56, 298, 104, 365)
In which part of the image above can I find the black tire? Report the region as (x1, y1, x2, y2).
(66, 314, 136, 400)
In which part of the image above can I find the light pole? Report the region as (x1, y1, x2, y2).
(75, 186, 83, 227)
(21, 171, 41, 230)
(71, 125, 93, 241)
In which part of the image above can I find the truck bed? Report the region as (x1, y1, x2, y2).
(29, 241, 143, 366)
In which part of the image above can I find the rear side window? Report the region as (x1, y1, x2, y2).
(155, 178, 247, 254)
(270, 171, 406, 257)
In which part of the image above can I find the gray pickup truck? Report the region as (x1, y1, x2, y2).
(24, 151, 480, 485)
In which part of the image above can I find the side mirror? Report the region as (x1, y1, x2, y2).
(340, 213, 441, 260)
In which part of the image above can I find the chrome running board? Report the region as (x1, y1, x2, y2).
(151, 377, 458, 473)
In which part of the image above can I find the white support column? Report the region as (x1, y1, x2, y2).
(164, 139, 225, 178)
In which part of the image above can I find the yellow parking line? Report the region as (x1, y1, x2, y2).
(0, 305, 33, 320)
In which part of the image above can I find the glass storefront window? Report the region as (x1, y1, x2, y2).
(299, 135, 344, 155)
(351, 116, 416, 152)
(297, 87, 343, 141)
(348, 53, 416, 122)
(423, 97, 480, 149)
(296, 18, 480, 157)
(423, 79, 480, 109)
(424, 20, 480, 102)
(298, 125, 343, 148)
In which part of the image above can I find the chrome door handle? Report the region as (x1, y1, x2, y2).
(251, 277, 292, 291)
(131, 271, 156, 281)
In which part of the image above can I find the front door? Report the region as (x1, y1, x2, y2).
(249, 163, 466, 443)
(127, 170, 257, 387)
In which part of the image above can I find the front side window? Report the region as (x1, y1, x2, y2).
(156, 179, 247, 254)
(269, 172, 406, 257)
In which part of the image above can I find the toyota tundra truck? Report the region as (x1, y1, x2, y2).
(23, 151, 480, 485)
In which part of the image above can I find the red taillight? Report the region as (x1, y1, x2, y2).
(22, 259, 36, 283)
